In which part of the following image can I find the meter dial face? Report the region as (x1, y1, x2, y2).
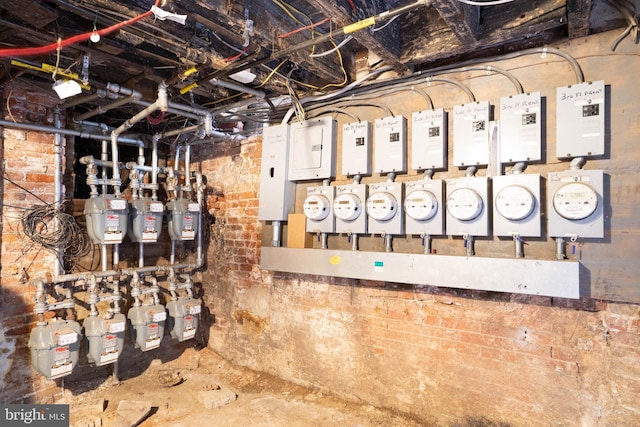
(495, 185, 535, 221)
(333, 193, 362, 221)
(303, 194, 331, 221)
(404, 190, 438, 221)
(447, 188, 483, 221)
(366, 192, 398, 221)
(553, 182, 598, 220)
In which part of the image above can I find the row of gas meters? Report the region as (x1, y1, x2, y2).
(302, 169, 603, 239)
(84, 196, 200, 244)
(29, 297, 201, 380)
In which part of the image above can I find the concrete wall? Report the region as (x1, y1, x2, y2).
(195, 29, 640, 425)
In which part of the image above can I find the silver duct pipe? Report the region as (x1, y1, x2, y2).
(75, 92, 142, 122)
(53, 108, 64, 277)
(210, 78, 266, 99)
(0, 119, 144, 146)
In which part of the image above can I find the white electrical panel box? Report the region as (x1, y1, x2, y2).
(374, 115, 407, 174)
(499, 92, 542, 163)
(303, 185, 335, 233)
(404, 179, 444, 236)
(342, 121, 371, 176)
(492, 173, 541, 237)
(288, 117, 336, 181)
(334, 183, 367, 234)
(446, 176, 490, 236)
(411, 109, 447, 171)
(259, 124, 296, 221)
(366, 182, 403, 235)
(547, 169, 604, 238)
(556, 80, 605, 158)
(453, 101, 491, 167)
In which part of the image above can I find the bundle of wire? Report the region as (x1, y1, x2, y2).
(21, 203, 92, 261)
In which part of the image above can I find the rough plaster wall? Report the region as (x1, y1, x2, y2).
(195, 29, 640, 425)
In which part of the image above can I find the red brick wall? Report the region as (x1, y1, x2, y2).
(1, 82, 61, 402)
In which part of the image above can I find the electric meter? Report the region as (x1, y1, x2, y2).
(447, 188, 483, 221)
(303, 194, 331, 221)
(552, 182, 598, 220)
(366, 192, 398, 221)
(333, 193, 362, 221)
(495, 185, 535, 221)
(405, 189, 438, 221)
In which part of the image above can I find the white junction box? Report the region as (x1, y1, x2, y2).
(499, 92, 542, 163)
(259, 124, 295, 221)
(411, 108, 447, 171)
(556, 80, 605, 158)
(492, 173, 541, 237)
(446, 176, 490, 236)
(303, 185, 336, 234)
(288, 117, 336, 181)
(453, 101, 491, 167)
(374, 115, 407, 174)
(342, 121, 371, 176)
(366, 181, 403, 235)
(334, 183, 367, 234)
(547, 169, 604, 238)
(404, 179, 444, 236)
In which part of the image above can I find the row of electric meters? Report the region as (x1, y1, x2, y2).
(302, 169, 603, 240)
(84, 196, 201, 244)
(29, 296, 201, 380)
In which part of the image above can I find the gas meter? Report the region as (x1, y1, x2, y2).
(166, 199, 200, 241)
(84, 195, 128, 244)
(83, 314, 126, 366)
(166, 298, 201, 342)
(29, 318, 81, 380)
(127, 305, 167, 351)
(129, 199, 164, 243)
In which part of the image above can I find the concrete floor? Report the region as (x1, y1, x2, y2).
(59, 344, 422, 427)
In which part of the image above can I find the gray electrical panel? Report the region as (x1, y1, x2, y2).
(258, 124, 295, 221)
(445, 176, 490, 236)
(84, 314, 126, 366)
(303, 185, 336, 234)
(492, 173, 541, 237)
(547, 169, 604, 238)
(366, 181, 403, 235)
(453, 101, 491, 167)
(288, 117, 336, 181)
(29, 319, 81, 380)
(374, 115, 407, 174)
(411, 109, 447, 170)
(342, 121, 371, 176)
(404, 179, 444, 236)
(556, 81, 605, 158)
(499, 92, 542, 163)
(334, 183, 367, 235)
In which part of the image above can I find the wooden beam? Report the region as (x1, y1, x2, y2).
(566, 0, 592, 38)
(430, 0, 480, 44)
(309, 0, 409, 73)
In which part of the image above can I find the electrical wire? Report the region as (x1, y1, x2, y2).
(21, 203, 92, 261)
(0, 0, 161, 58)
(279, 18, 331, 39)
(309, 36, 354, 58)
